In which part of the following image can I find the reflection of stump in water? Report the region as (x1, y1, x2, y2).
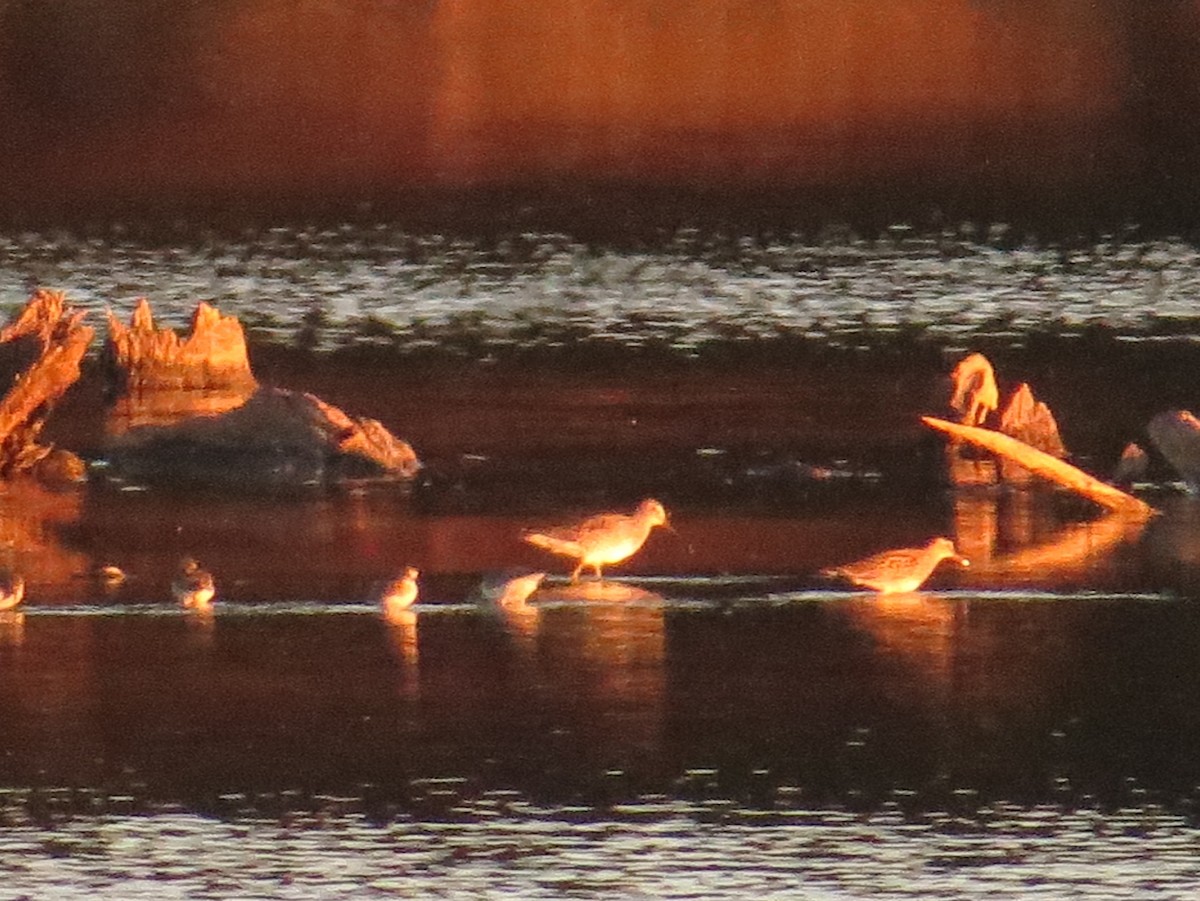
(952, 491, 999, 567)
(0, 479, 90, 589)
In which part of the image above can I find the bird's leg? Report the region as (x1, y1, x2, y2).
(592, 563, 604, 581)
(570, 563, 584, 584)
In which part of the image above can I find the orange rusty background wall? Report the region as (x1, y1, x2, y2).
(0, 1, 1197, 216)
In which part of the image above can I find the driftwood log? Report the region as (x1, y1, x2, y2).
(0, 290, 93, 480)
(923, 416, 1153, 517)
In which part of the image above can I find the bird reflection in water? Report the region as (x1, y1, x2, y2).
(0, 610, 24, 647)
(844, 593, 960, 694)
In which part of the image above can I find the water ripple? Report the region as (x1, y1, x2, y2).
(3, 226, 1199, 357)
(0, 803, 1196, 899)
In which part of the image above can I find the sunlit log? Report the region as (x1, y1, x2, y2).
(923, 416, 1153, 516)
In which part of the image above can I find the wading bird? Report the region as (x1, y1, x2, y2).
(172, 557, 216, 609)
(0, 571, 25, 611)
(523, 498, 670, 582)
(381, 566, 420, 615)
(822, 537, 969, 594)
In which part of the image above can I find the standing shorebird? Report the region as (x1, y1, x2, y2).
(822, 537, 969, 594)
(381, 566, 420, 616)
(523, 498, 670, 583)
(0, 571, 25, 611)
(172, 557, 216, 609)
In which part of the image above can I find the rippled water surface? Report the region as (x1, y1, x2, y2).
(4, 224, 1200, 354)
(3, 223, 1200, 897)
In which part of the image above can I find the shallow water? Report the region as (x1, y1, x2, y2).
(3, 223, 1200, 896)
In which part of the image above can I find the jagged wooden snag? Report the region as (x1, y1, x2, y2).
(949, 352, 999, 427)
(996, 382, 1067, 484)
(104, 298, 257, 392)
(0, 290, 93, 479)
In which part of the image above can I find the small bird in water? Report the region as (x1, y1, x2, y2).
(0, 571, 25, 611)
(172, 557, 216, 609)
(822, 537, 969, 595)
(478, 570, 546, 608)
(523, 498, 670, 583)
(96, 564, 126, 586)
(381, 566, 420, 614)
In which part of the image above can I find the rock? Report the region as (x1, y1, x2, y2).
(1148, 410, 1200, 494)
(1111, 442, 1149, 487)
(103, 386, 420, 491)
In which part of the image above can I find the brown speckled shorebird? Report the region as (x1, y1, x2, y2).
(523, 498, 670, 583)
(172, 557, 216, 609)
(381, 566, 420, 614)
(0, 571, 25, 611)
(822, 537, 969, 594)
